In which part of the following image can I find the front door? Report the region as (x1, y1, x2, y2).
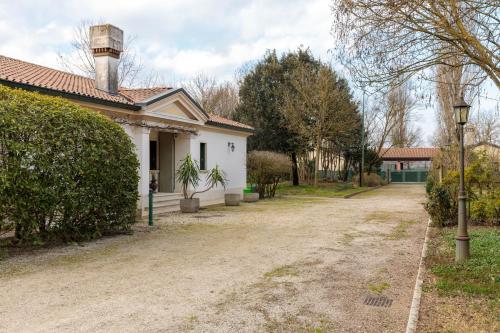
(159, 132, 175, 192)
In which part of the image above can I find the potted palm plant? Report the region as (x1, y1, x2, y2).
(176, 154, 227, 213)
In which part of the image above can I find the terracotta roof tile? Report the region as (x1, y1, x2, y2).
(119, 87, 172, 102)
(380, 147, 439, 160)
(0, 54, 169, 105)
(207, 113, 254, 131)
(0, 54, 253, 132)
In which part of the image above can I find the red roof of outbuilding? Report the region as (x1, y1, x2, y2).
(380, 147, 439, 160)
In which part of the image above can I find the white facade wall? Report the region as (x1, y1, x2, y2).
(121, 123, 151, 213)
(187, 127, 248, 204)
(124, 122, 249, 211)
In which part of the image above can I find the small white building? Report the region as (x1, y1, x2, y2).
(0, 24, 253, 215)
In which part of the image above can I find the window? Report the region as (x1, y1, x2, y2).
(149, 141, 157, 170)
(200, 142, 207, 170)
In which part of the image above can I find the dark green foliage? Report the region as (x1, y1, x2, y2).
(235, 49, 320, 185)
(363, 147, 382, 174)
(425, 175, 435, 195)
(235, 49, 316, 154)
(425, 183, 458, 227)
(0, 85, 139, 243)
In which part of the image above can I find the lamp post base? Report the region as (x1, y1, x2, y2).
(455, 236, 470, 263)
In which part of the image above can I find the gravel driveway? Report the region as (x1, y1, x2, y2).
(0, 184, 428, 333)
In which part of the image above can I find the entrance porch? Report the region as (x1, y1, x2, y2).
(144, 130, 193, 216)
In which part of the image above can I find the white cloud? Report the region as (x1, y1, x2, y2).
(0, 0, 450, 144)
(0, 0, 334, 80)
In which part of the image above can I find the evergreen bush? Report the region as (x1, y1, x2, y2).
(0, 86, 139, 243)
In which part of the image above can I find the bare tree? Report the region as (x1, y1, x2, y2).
(388, 83, 421, 147)
(282, 63, 359, 186)
(469, 108, 500, 144)
(362, 82, 422, 170)
(184, 73, 239, 118)
(332, 0, 500, 89)
(434, 53, 481, 148)
(57, 19, 163, 88)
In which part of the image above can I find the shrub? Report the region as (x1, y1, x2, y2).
(0, 86, 139, 243)
(425, 175, 435, 195)
(247, 151, 290, 198)
(352, 172, 385, 187)
(426, 152, 500, 227)
(470, 194, 500, 226)
(425, 183, 458, 227)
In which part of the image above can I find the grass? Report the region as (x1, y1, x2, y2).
(427, 227, 500, 298)
(276, 182, 368, 198)
(385, 220, 417, 240)
(368, 282, 390, 294)
(418, 226, 500, 332)
(264, 265, 299, 278)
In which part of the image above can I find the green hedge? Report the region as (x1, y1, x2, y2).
(0, 86, 139, 243)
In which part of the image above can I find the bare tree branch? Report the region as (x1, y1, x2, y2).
(332, 0, 500, 89)
(57, 19, 164, 88)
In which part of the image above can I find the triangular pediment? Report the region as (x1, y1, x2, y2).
(142, 89, 208, 123)
(159, 101, 197, 120)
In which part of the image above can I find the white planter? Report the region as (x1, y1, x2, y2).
(180, 198, 200, 213)
(243, 192, 259, 203)
(224, 193, 241, 206)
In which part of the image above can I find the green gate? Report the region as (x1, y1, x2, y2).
(389, 170, 428, 183)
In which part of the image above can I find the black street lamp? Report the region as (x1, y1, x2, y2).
(454, 95, 470, 262)
(360, 88, 365, 187)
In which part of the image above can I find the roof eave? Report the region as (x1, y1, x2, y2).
(0, 79, 141, 111)
(205, 120, 255, 134)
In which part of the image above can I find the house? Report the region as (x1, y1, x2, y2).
(379, 147, 439, 183)
(0, 24, 253, 216)
(380, 147, 439, 171)
(469, 141, 500, 164)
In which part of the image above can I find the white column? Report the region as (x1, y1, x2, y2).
(133, 126, 150, 216)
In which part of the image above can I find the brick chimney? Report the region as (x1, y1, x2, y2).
(89, 24, 123, 94)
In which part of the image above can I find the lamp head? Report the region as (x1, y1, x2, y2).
(453, 95, 470, 125)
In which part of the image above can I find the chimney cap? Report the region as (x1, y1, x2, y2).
(90, 24, 123, 53)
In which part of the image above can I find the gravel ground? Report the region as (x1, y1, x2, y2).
(0, 184, 428, 333)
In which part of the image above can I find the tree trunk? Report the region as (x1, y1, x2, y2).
(291, 151, 299, 186)
(314, 142, 321, 187)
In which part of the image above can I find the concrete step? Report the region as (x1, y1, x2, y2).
(153, 194, 183, 204)
(152, 192, 183, 202)
(143, 193, 183, 216)
(152, 204, 181, 215)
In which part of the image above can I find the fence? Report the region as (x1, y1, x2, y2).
(380, 170, 428, 183)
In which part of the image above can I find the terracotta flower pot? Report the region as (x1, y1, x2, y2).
(243, 192, 259, 203)
(224, 193, 241, 206)
(180, 198, 200, 213)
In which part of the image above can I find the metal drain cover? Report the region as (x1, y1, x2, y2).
(363, 295, 393, 307)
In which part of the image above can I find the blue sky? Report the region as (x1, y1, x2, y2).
(1, 0, 497, 145)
